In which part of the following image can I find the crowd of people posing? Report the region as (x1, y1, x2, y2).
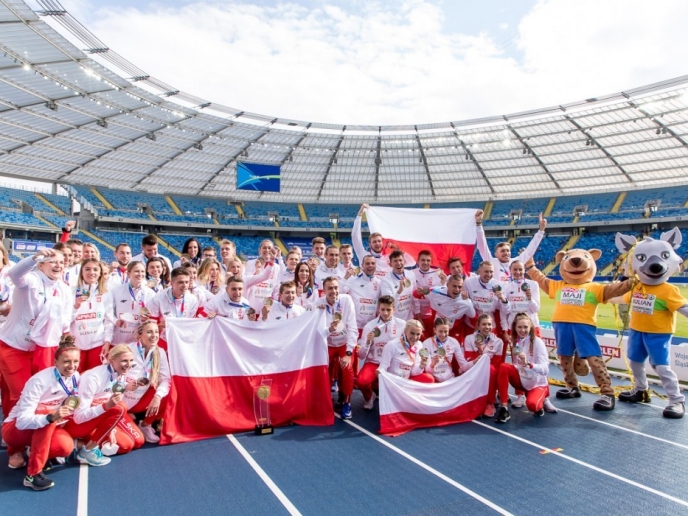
(0, 206, 555, 492)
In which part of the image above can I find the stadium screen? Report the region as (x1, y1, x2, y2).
(236, 162, 281, 192)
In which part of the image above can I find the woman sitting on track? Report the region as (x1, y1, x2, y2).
(495, 313, 557, 423)
(65, 344, 144, 465)
(124, 321, 171, 444)
(71, 258, 114, 372)
(2, 335, 81, 490)
(378, 320, 435, 383)
(464, 314, 504, 418)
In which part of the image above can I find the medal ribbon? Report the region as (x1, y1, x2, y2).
(54, 368, 78, 396)
(170, 291, 185, 317)
(401, 335, 416, 361)
(137, 342, 153, 379)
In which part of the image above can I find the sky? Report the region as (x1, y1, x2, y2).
(32, 0, 688, 126)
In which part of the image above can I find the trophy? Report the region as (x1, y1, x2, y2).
(521, 283, 530, 292)
(62, 396, 80, 410)
(253, 379, 274, 435)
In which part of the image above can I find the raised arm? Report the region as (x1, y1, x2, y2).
(474, 210, 492, 261)
(525, 257, 550, 293)
(516, 214, 547, 264)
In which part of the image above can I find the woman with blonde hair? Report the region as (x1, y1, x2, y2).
(72, 258, 115, 372)
(197, 258, 224, 295)
(124, 320, 171, 443)
(66, 344, 144, 462)
(108, 261, 156, 349)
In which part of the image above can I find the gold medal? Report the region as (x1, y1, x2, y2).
(181, 253, 191, 261)
(82, 290, 90, 299)
(420, 287, 430, 295)
(353, 267, 361, 275)
(332, 312, 342, 322)
(211, 286, 220, 295)
(311, 257, 320, 266)
(63, 396, 80, 410)
(112, 381, 126, 394)
(475, 334, 485, 345)
(247, 307, 256, 317)
(264, 298, 273, 307)
(257, 257, 265, 266)
(419, 348, 429, 359)
(403, 278, 411, 288)
(257, 385, 271, 400)
(438, 347, 447, 358)
(140, 306, 150, 316)
(147, 279, 157, 289)
(137, 377, 150, 387)
(373, 327, 381, 338)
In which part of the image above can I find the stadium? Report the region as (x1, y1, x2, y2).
(1, 1, 688, 515)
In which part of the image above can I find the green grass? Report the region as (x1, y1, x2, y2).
(538, 285, 688, 338)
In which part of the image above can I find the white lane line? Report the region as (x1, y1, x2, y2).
(337, 415, 513, 516)
(638, 401, 666, 411)
(77, 463, 88, 516)
(556, 408, 688, 450)
(227, 434, 302, 516)
(472, 420, 688, 508)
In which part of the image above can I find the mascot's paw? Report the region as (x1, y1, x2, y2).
(618, 387, 651, 404)
(593, 394, 615, 411)
(556, 386, 582, 399)
(573, 351, 590, 376)
(663, 402, 685, 419)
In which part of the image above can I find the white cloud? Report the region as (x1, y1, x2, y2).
(63, 0, 688, 125)
(499, 22, 509, 30)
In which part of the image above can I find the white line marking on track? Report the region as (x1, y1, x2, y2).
(638, 401, 666, 411)
(77, 463, 88, 516)
(472, 420, 688, 507)
(556, 408, 688, 450)
(227, 434, 302, 516)
(337, 415, 513, 516)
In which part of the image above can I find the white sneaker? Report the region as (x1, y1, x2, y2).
(544, 397, 558, 413)
(511, 395, 525, 408)
(141, 424, 160, 443)
(76, 446, 111, 467)
(363, 393, 377, 411)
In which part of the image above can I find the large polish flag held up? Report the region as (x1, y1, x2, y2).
(378, 355, 490, 436)
(160, 311, 333, 444)
(365, 206, 478, 272)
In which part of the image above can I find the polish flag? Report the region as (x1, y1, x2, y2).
(365, 206, 477, 272)
(160, 311, 333, 444)
(378, 355, 490, 436)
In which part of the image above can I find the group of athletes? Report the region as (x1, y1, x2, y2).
(0, 204, 555, 492)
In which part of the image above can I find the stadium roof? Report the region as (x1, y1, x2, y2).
(1, 0, 688, 204)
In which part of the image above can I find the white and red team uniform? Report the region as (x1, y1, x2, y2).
(475, 226, 544, 282)
(124, 342, 172, 425)
(356, 316, 406, 401)
(63, 264, 80, 289)
(422, 287, 476, 341)
(244, 261, 281, 311)
(296, 286, 317, 310)
(110, 283, 156, 345)
(315, 294, 358, 399)
(147, 289, 200, 349)
(498, 335, 550, 413)
(378, 337, 433, 382)
(342, 272, 382, 334)
(71, 285, 115, 373)
(502, 278, 541, 334)
(131, 253, 173, 272)
(271, 267, 297, 300)
(189, 284, 214, 313)
(66, 364, 144, 456)
(464, 332, 505, 406)
(421, 336, 470, 382)
(380, 271, 416, 321)
(267, 302, 306, 321)
(204, 293, 253, 321)
(0, 256, 73, 417)
(0, 261, 15, 327)
(409, 265, 443, 336)
(463, 276, 509, 337)
(2, 367, 79, 477)
(106, 266, 128, 291)
(313, 263, 344, 296)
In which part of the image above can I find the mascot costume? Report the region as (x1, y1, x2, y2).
(614, 228, 687, 419)
(526, 250, 632, 410)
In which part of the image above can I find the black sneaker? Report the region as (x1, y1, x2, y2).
(556, 387, 582, 399)
(23, 472, 54, 491)
(618, 387, 651, 404)
(663, 402, 685, 419)
(533, 408, 545, 417)
(593, 394, 615, 411)
(495, 406, 510, 423)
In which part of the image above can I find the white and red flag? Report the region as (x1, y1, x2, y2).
(378, 355, 490, 436)
(160, 311, 333, 444)
(365, 206, 477, 272)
